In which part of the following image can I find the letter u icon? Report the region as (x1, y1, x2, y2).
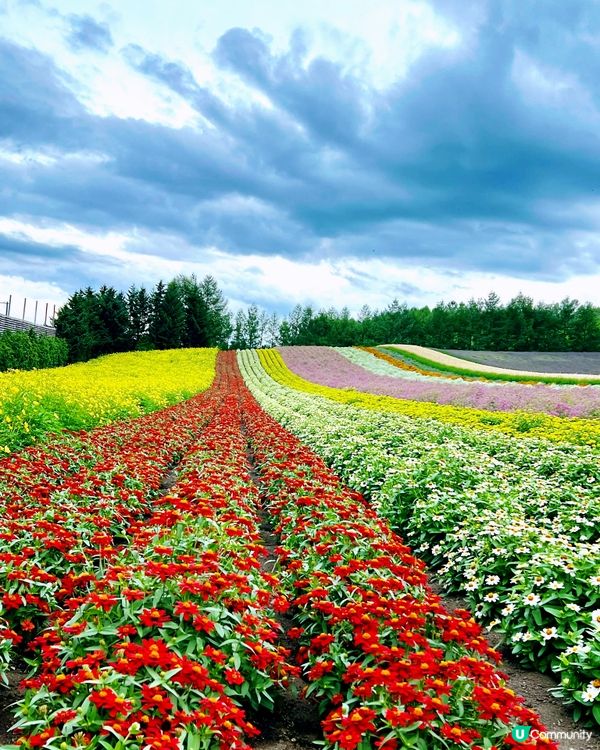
(512, 726, 531, 742)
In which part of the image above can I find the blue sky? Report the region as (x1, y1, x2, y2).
(1, 0, 600, 318)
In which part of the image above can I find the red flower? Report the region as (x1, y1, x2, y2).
(141, 685, 174, 714)
(139, 608, 171, 628)
(224, 668, 245, 685)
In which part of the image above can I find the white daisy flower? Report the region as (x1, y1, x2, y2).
(501, 603, 516, 616)
(540, 627, 558, 640)
(547, 581, 564, 590)
(581, 685, 600, 703)
(566, 603, 581, 612)
(485, 575, 500, 585)
(590, 609, 600, 629)
(484, 592, 499, 602)
(564, 643, 590, 656)
(523, 593, 541, 606)
(465, 579, 479, 591)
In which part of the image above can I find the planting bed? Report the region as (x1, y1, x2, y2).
(240, 349, 600, 731)
(277, 347, 600, 418)
(2, 350, 593, 749)
(445, 352, 600, 376)
(385, 347, 600, 384)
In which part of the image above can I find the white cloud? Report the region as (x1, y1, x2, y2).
(0, 275, 67, 324)
(1, 218, 597, 319)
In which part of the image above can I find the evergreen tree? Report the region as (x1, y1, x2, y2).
(231, 309, 248, 349)
(172, 275, 209, 346)
(91, 286, 131, 356)
(199, 275, 232, 348)
(54, 288, 95, 361)
(127, 286, 152, 348)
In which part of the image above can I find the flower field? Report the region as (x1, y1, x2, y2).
(384, 347, 600, 385)
(1, 348, 589, 748)
(0, 349, 217, 454)
(239, 349, 600, 728)
(257, 348, 600, 447)
(278, 346, 600, 418)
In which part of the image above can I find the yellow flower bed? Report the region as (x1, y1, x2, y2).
(258, 349, 600, 447)
(0, 349, 217, 453)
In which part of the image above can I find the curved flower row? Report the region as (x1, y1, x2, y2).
(339, 346, 485, 384)
(0, 363, 222, 682)
(259, 348, 600, 447)
(12, 354, 295, 750)
(238, 349, 600, 725)
(234, 362, 557, 749)
(359, 347, 543, 385)
(0, 348, 217, 453)
(278, 346, 600, 419)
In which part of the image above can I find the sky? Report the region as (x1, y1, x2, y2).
(1, 0, 600, 319)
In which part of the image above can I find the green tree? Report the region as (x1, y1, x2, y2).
(127, 286, 152, 348)
(199, 275, 232, 348)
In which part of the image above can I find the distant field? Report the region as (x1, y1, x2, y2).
(446, 350, 600, 374)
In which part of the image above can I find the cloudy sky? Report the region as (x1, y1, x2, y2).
(1, 0, 600, 318)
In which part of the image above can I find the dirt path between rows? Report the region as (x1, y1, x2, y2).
(244, 432, 323, 750)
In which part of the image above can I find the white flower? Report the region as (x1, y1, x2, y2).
(533, 576, 545, 586)
(547, 581, 564, 590)
(465, 579, 479, 591)
(581, 685, 600, 703)
(564, 643, 590, 656)
(589, 575, 600, 586)
(485, 575, 500, 585)
(501, 603, 516, 616)
(512, 632, 524, 642)
(540, 627, 558, 641)
(566, 603, 581, 612)
(484, 592, 499, 602)
(590, 609, 600, 629)
(523, 593, 541, 606)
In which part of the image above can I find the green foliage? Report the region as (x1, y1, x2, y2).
(55, 275, 233, 361)
(275, 293, 600, 351)
(0, 330, 68, 372)
(54, 282, 600, 356)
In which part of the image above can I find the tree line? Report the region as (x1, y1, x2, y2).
(55, 276, 231, 362)
(55, 279, 600, 361)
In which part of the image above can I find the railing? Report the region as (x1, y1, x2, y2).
(0, 296, 58, 336)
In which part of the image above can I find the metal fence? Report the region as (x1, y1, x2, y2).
(0, 296, 58, 336)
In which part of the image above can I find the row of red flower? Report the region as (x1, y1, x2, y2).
(237, 363, 558, 750)
(12, 361, 296, 749)
(0, 371, 223, 670)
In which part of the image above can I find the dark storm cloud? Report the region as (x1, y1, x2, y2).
(65, 14, 113, 53)
(2, 0, 600, 288)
